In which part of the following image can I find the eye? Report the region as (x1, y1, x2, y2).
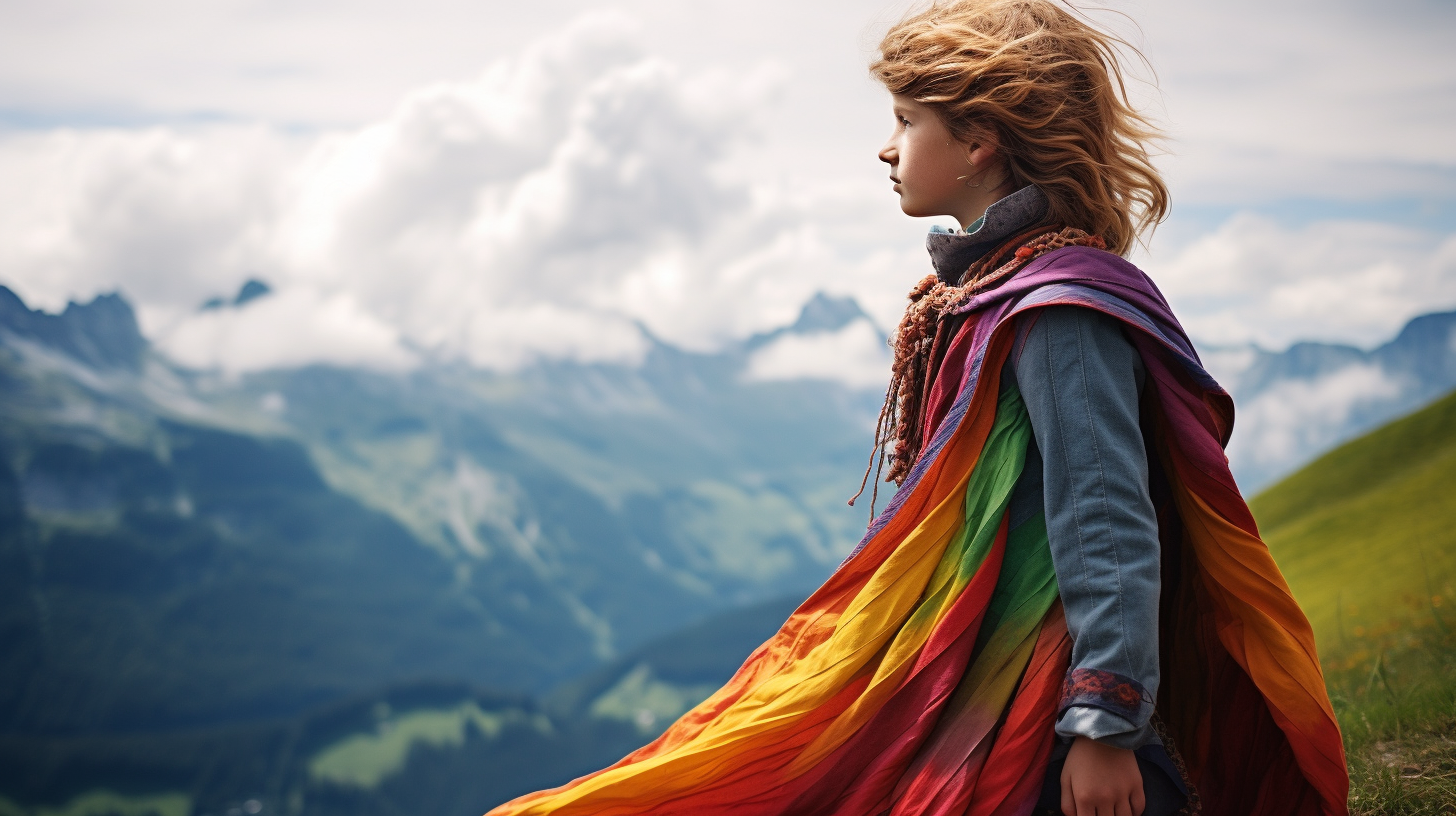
(897, 115, 911, 128)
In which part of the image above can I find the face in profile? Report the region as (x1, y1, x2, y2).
(878, 94, 993, 225)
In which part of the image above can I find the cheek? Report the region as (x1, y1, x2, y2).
(903, 138, 956, 194)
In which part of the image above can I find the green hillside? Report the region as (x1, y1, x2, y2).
(1252, 390, 1456, 813)
(1251, 388, 1456, 665)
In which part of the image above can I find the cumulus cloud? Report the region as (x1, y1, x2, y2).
(161, 288, 414, 372)
(1147, 213, 1456, 349)
(745, 318, 890, 390)
(0, 14, 924, 375)
(0, 124, 292, 317)
(1226, 363, 1409, 488)
(1, 7, 1452, 382)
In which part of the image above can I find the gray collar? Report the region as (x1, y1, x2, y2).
(926, 186, 1050, 284)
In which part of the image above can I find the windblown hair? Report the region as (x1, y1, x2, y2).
(871, 0, 1169, 254)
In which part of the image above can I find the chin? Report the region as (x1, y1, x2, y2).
(899, 201, 935, 219)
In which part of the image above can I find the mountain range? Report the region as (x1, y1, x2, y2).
(1204, 309, 1456, 490)
(1, 282, 1454, 816)
(0, 284, 883, 731)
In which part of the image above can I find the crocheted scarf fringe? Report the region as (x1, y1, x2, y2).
(851, 226, 1108, 513)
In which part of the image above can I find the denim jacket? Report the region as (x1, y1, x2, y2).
(928, 187, 1162, 750)
(1004, 308, 1160, 749)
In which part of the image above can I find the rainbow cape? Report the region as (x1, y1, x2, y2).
(487, 247, 1349, 816)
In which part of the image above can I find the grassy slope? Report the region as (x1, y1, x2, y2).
(1250, 389, 1456, 814)
(1252, 389, 1456, 662)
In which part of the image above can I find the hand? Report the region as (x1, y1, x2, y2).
(1060, 736, 1145, 816)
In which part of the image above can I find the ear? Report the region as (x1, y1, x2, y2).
(960, 131, 1000, 167)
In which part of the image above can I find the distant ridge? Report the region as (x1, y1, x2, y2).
(0, 285, 146, 371)
(1211, 309, 1456, 489)
(741, 291, 878, 353)
(1231, 311, 1456, 397)
(788, 292, 870, 334)
(201, 278, 273, 311)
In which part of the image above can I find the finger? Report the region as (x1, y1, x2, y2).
(1114, 796, 1133, 816)
(1061, 772, 1075, 816)
(1131, 786, 1146, 816)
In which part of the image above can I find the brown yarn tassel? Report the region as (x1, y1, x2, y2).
(850, 226, 1108, 518)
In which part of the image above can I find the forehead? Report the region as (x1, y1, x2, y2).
(889, 93, 929, 110)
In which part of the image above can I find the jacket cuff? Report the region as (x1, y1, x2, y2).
(1058, 668, 1152, 725)
(1055, 706, 1157, 749)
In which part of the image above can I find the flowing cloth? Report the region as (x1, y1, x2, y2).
(486, 247, 1349, 816)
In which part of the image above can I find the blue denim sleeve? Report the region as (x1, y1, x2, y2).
(1010, 305, 1161, 750)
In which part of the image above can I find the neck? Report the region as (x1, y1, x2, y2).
(954, 174, 1018, 230)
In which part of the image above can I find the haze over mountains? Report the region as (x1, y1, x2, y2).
(0, 282, 883, 813)
(1209, 307, 1456, 490)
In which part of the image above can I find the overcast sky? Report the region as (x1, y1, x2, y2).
(0, 0, 1452, 377)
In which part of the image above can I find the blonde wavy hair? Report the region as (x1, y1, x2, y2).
(871, 0, 1169, 255)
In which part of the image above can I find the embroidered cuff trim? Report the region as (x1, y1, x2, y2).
(1058, 668, 1149, 723)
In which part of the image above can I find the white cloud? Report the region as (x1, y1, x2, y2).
(0, 5, 1452, 381)
(1226, 363, 1408, 488)
(0, 14, 925, 373)
(1148, 213, 1456, 349)
(161, 287, 414, 373)
(1195, 344, 1260, 392)
(0, 125, 294, 316)
(1, 0, 1452, 325)
(745, 318, 891, 390)
(6, 0, 1451, 211)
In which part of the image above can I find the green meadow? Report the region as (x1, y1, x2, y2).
(1254, 390, 1456, 814)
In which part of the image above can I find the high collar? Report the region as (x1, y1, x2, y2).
(925, 186, 1050, 284)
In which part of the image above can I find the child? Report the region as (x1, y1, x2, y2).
(487, 2, 1348, 814)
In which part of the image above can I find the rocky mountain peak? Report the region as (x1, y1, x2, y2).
(788, 293, 869, 335)
(0, 286, 147, 371)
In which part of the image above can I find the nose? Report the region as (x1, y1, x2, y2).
(878, 140, 896, 166)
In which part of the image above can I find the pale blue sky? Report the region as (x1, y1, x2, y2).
(0, 0, 1452, 360)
